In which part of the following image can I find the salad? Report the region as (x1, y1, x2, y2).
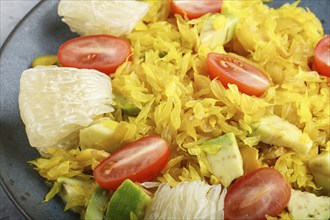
(18, 0, 329, 219)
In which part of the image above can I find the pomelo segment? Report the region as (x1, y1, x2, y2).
(145, 180, 227, 219)
(19, 66, 114, 156)
(58, 0, 149, 36)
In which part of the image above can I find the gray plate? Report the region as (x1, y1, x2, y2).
(0, 0, 329, 219)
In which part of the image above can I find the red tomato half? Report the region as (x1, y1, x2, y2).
(207, 53, 270, 96)
(224, 168, 291, 220)
(93, 136, 170, 190)
(58, 34, 131, 75)
(170, 0, 222, 19)
(314, 35, 330, 77)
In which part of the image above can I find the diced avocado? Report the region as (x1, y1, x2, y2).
(200, 13, 238, 49)
(99, 120, 137, 153)
(79, 118, 136, 153)
(84, 186, 111, 220)
(309, 151, 330, 196)
(105, 179, 152, 220)
(251, 115, 313, 154)
(201, 132, 243, 187)
(287, 189, 330, 219)
(79, 118, 118, 151)
(115, 95, 140, 116)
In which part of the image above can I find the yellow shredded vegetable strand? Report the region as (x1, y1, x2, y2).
(110, 0, 329, 190)
(30, 148, 109, 180)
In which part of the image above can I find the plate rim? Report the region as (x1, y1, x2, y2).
(0, 1, 45, 219)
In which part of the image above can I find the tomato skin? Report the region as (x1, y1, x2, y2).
(58, 34, 131, 75)
(207, 53, 270, 96)
(93, 136, 170, 190)
(170, 0, 222, 19)
(224, 168, 291, 220)
(314, 35, 330, 77)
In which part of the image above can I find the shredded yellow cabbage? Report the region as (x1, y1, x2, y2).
(275, 152, 319, 192)
(30, 148, 109, 180)
(110, 0, 330, 192)
(267, 211, 294, 220)
(44, 174, 96, 214)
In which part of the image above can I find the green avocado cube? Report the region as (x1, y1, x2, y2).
(105, 179, 151, 220)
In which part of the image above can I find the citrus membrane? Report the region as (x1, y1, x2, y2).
(58, 0, 149, 36)
(19, 66, 114, 156)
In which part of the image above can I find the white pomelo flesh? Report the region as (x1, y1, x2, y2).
(144, 180, 227, 219)
(58, 0, 149, 36)
(19, 66, 114, 156)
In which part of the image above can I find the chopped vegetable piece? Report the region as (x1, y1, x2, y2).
(201, 133, 243, 187)
(45, 175, 96, 214)
(85, 186, 111, 220)
(207, 53, 270, 96)
(115, 95, 140, 116)
(93, 136, 170, 190)
(251, 115, 313, 154)
(98, 120, 137, 153)
(105, 179, 151, 220)
(200, 13, 238, 49)
(308, 151, 330, 196)
(314, 35, 330, 77)
(32, 55, 58, 67)
(170, 0, 222, 19)
(287, 189, 330, 220)
(58, 34, 131, 75)
(224, 168, 291, 220)
(79, 118, 118, 151)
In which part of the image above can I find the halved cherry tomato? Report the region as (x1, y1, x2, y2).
(207, 53, 270, 96)
(314, 35, 330, 77)
(58, 34, 131, 75)
(93, 136, 170, 190)
(170, 0, 222, 19)
(224, 168, 291, 220)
